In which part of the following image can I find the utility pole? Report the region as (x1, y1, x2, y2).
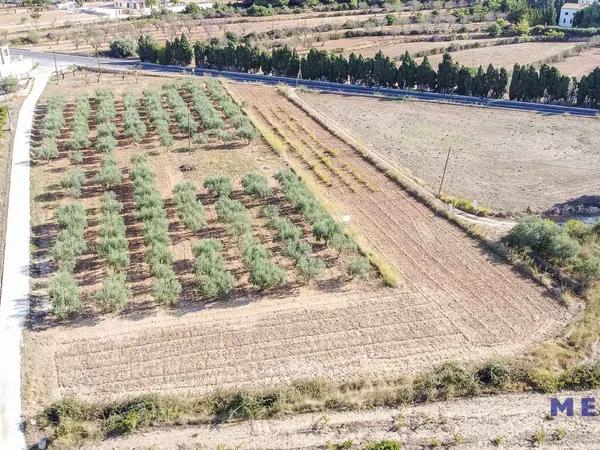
(437, 147, 451, 197)
(53, 49, 59, 85)
(296, 58, 302, 88)
(187, 109, 191, 152)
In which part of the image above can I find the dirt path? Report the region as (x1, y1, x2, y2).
(91, 390, 600, 449)
(0, 69, 50, 449)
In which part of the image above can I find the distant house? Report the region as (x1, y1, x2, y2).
(0, 46, 33, 79)
(114, 0, 145, 10)
(559, 1, 593, 27)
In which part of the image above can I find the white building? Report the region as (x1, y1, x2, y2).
(0, 46, 33, 79)
(559, 1, 593, 27)
(114, 0, 145, 10)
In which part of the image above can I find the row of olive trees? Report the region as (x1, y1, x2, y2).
(240, 172, 325, 281)
(66, 95, 91, 162)
(181, 80, 224, 132)
(94, 90, 123, 189)
(192, 239, 235, 298)
(204, 79, 258, 142)
(163, 82, 199, 136)
(210, 175, 286, 289)
(49, 202, 87, 319)
(95, 192, 131, 312)
(123, 94, 147, 142)
(60, 95, 92, 198)
(143, 89, 173, 146)
(275, 169, 371, 279)
(33, 95, 65, 161)
(173, 181, 206, 233)
(131, 153, 182, 305)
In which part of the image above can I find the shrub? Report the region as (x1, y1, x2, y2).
(163, 83, 199, 134)
(123, 94, 147, 142)
(172, 181, 206, 232)
(192, 239, 235, 298)
(564, 219, 591, 243)
(506, 216, 580, 262)
(181, 80, 224, 131)
(96, 153, 122, 188)
(572, 255, 600, 283)
(52, 203, 87, 271)
(204, 176, 232, 197)
(153, 271, 182, 305)
(347, 256, 371, 280)
(34, 139, 59, 161)
(414, 362, 479, 402)
(61, 168, 86, 197)
(0, 76, 18, 94)
(486, 22, 502, 37)
(95, 273, 131, 312)
(365, 440, 403, 450)
(242, 173, 272, 198)
(49, 270, 81, 319)
(328, 232, 357, 257)
(110, 37, 137, 58)
(561, 363, 600, 389)
(297, 256, 325, 282)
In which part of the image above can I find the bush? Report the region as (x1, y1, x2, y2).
(96, 153, 122, 188)
(95, 273, 131, 312)
(153, 271, 182, 305)
(414, 362, 479, 402)
(561, 363, 600, 389)
(204, 176, 232, 197)
(192, 239, 235, 298)
(506, 216, 580, 262)
(297, 256, 325, 282)
(564, 219, 591, 243)
(49, 270, 81, 319)
(486, 22, 502, 37)
(61, 168, 86, 197)
(347, 256, 371, 280)
(172, 181, 206, 232)
(573, 255, 600, 283)
(365, 440, 403, 450)
(0, 76, 18, 94)
(110, 37, 137, 58)
(242, 173, 272, 198)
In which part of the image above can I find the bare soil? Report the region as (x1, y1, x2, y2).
(86, 390, 600, 449)
(553, 46, 600, 78)
(298, 90, 600, 213)
(421, 41, 583, 74)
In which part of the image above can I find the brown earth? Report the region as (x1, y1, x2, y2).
(298, 90, 600, 213)
(553, 46, 600, 79)
(421, 41, 584, 73)
(85, 390, 600, 449)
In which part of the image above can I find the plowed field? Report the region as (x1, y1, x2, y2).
(23, 79, 568, 412)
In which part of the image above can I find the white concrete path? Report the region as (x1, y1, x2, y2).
(0, 70, 50, 449)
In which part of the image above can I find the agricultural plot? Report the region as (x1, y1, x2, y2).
(23, 74, 567, 416)
(421, 41, 583, 74)
(298, 90, 600, 213)
(552, 46, 600, 79)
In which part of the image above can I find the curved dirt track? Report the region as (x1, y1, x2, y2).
(23, 82, 568, 410)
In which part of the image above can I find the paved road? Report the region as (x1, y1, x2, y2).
(0, 69, 51, 450)
(11, 48, 599, 117)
